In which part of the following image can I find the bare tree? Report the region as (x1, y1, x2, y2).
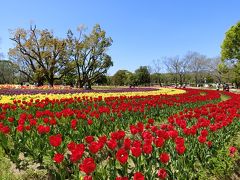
(152, 59, 162, 74)
(147, 65, 153, 74)
(164, 56, 189, 86)
(207, 57, 223, 83)
(184, 52, 208, 86)
(151, 59, 163, 86)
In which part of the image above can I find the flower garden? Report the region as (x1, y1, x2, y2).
(0, 87, 239, 179)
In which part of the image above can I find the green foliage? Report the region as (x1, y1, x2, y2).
(205, 74, 214, 83)
(8, 24, 113, 88)
(221, 21, 240, 87)
(112, 70, 131, 86)
(218, 63, 228, 74)
(66, 24, 113, 88)
(134, 66, 150, 85)
(0, 147, 16, 180)
(126, 73, 138, 86)
(207, 149, 235, 178)
(196, 131, 240, 180)
(150, 73, 163, 86)
(0, 60, 19, 84)
(0, 146, 48, 180)
(220, 94, 231, 101)
(94, 74, 109, 85)
(9, 26, 71, 87)
(221, 21, 240, 61)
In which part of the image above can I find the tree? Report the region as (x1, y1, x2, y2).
(164, 56, 188, 86)
(207, 57, 223, 83)
(221, 21, 240, 88)
(0, 60, 19, 84)
(66, 24, 113, 89)
(150, 59, 163, 86)
(127, 73, 138, 87)
(218, 60, 238, 86)
(150, 73, 164, 86)
(9, 25, 73, 86)
(135, 66, 150, 86)
(112, 70, 130, 86)
(94, 74, 108, 85)
(184, 52, 208, 86)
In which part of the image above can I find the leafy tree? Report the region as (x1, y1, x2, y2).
(105, 75, 113, 85)
(221, 21, 240, 88)
(66, 24, 113, 89)
(205, 74, 214, 84)
(61, 69, 76, 87)
(135, 66, 150, 86)
(159, 73, 177, 86)
(9, 25, 73, 86)
(112, 70, 130, 86)
(150, 73, 163, 86)
(218, 60, 238, 86)
(0, 60, 19, 84)
(94, 74, 108, 85)
(126, 72, 138, 87)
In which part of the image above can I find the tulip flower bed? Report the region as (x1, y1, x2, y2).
(0, 88, 239, 179)
(0, 87, 159, 95)
(0, 88, 185, 104)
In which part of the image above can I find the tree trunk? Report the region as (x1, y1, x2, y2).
(179, 74, 183, 86)
(44, 75, 54, 87)
(217, 76, 222, 84)
(174, 75, 178, 86)
(37, 79, 44, 86)
(195, 76, 198, 87)
(49, 79, 54, 87)
(88, 84, 92, 90)
(87, 79, 92, 90)
(158, 78, 162, 87)
(235, 81, 240, 89)
(79, 80, 84, 88)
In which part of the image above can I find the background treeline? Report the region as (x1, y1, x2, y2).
(107, 52, 235, 87)
(0, 54, 235, 88)
(0, 21, 240, 88)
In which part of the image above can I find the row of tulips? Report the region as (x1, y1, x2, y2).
(0, 88, 185, 104)
(0, 89, 238, 179)
(47, 90, 238, 179)
(0, 89, 220, 138)
(0, 87, 158, 95)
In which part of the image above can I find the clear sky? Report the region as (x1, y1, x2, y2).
(0, 0, 239, 75)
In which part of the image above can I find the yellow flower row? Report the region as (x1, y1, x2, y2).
(0, 88, 185, 104)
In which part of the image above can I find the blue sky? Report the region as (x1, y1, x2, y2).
(0, 0, 239, 75)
